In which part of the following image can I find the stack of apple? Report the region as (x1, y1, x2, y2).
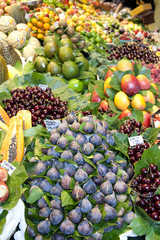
(0, 167, 9, 203)
(92, 59, 159, 128)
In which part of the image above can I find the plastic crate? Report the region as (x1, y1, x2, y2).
(130, 3, 152, 17)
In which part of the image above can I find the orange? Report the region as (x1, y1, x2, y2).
(114, 91, 130, 111)
(43, 8, 49, 13)
(38, 28, 45, 34)
(32, 26, 38, 31)
(31, 32, 37, 37)
(43, 23, 50, 30)
(31, 18, 38, 26)
(37, 21, 43, 28)
(37, 33, 44, 40)
(43, 17, 50, 23)
(27, 22, 33, 29)
(49, 10, 54, 15)
(38, 14, 44, 21)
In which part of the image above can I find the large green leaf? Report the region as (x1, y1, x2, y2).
(129, 215, 150, 236)
(112, 132, 129, 156)
(0, 210, 8, 234)
(142, 128, 159, 145)
(130, 109, 144, 123)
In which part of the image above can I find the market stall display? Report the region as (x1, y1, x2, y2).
(0, 0, 160, 239)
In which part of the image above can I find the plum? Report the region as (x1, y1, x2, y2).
(46, 167, 60, 180)
(52, 160, 64, 170)
(97, 163, 108, 177)
(106, 131, 115, 146)
(27, 226, 36, 238)
(37, 198, 48, 208)
(61, 172, 71, 190)
(77, 218, 93, 236)
(73, 151, 84, 165)
(34, 235, 43, 240)
(92, 174, 103, 186)
(57, 136, 69, 149)
(52, 233, 65, 240)
(89, 134, 102, 147)
(48, 146, 61, 158)
(37, 219, 51, 234)
(104, 203, 117, 221)
(92, 190, 105, 205)
(123, 211, 135, 224)
(51, 196, 62, 210)
(39, 179, 52, 192)
(74, 167, 88, 183)
(95, 122, 107, 136)
(69, 140, 80, 153)
(35, 161, 47, 175)
(105, 150, 115, 163)
(72, 182, 85, 201)
(105, 191, 117, 207)
(100, 180, 113, 195)
(60, 217, 75, 235)
(50, 209, 64, 225)
(61, 149, 73, 160)
(76, 133, 86, 146)
(50, 132, 61, 145)
(83, 179, 97, 195)
(104, 171, 117, 184)
(87, 205, 102, 224)
(64, 162, 76, 177)
(82, 142, 94, 155)
(58, 120, 68, 134)
(83, 122, 95, 133)
(71, 120, 80, 131)
(110, 162, 118, 174)
(65, 129, 75, 137)
(50, 182, 63, 197)
(92, 153, 104, 164)
(82, 163, 94, 175)
(68, 207, 82, 224)
(116, 194, 127, 202)
(65, 112, 78, 124)
(39, 207, 51, 218)
(121, 170, 129, 183)
(78, 196, 92, 213)
(92, 232, 103, 240)
(101, 120, 108, 130)
(117, 207, 125, 217)
(114, 178, 127, 194)
(104, 226, 113, 233)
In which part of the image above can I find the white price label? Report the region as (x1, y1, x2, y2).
(54, 21, 59, 28)
(59, 13, 65, 20)
(25, 13, 30, 21)
(128, 135, 144, 147)
(44, 119, 61, 132)
(1, 160, 16, 175)
(38, 84, 48, 91)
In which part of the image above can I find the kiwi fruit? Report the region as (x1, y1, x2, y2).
(61, 34, 69, 39)
(56, 28, 65, 35)
(58, 20, 67, 28)
(66, 26, 75, 36)
(70, 37, 79, 44)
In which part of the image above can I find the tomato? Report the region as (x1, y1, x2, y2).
(68, 79, 84, 93)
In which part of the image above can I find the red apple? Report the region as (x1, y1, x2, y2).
(0, 167, 8, 183)
(121, 74, 140, 96)
(0, 182, 9, 202)
(142, 111, 151, 128)
(91, 90, 101, 103)
(99, 100, 109, 111)
(119, 109, 132, 119)
(136, 74, 150, 90)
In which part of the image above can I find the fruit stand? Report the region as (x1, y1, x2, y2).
(0, 0, 160, 239)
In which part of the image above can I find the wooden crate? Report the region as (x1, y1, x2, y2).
(130, 3, 152, 17)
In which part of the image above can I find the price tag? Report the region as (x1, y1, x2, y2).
(38, 84, 48, 91)
(59, 13, 65, 20)
(44, 119, 61, 132)
(1, 160, 16, 175)
(128, 135, 144, 147)
(54, 21, 59, 28)
(25, 13, 30, 21)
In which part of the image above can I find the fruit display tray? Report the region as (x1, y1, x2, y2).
(130, 4, 152, 17)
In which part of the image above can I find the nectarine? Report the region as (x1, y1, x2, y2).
(117, 59, 133, 72)
(105, 65, 117, 80)
(119, 109, 132, 119)
(0, 167, 8, 183)
(131, 94, 146, 111)
(99, 100, 109, 111)
(104, 76, 112, 97)
(0, 182, 9, 202)
(142, 111, 151, 128)
(91, 90, 101, 103)
(136, 74, 150, 90)
(121, 74, 140, 96)
(143, 90, 155, 104)
(114, 91, 130, 111)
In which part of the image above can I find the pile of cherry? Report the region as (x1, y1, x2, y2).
(2, 86, 68, 126)
(131, 163, 160, 221)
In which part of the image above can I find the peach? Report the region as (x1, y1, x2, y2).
(91, 90, 101, 103)
(0, 182, 9, 202)
(114, 91, 130, 111)
(150, 83, 159, 97)
(104, 77, 112, 97)
(119, 109, 132, 119)
(143, 90, 155, 104)
(99, 100, 109, 111)
(0, 167, 8, 183)
(136, 74, 150, 90)
(131, 94, 146, 111)
(149, 105, 159, 116)
(142, 111, 151, 128)
(117, 59, 133, 72)
(105, 65, 117, 80)
(121, 74, 140, 96)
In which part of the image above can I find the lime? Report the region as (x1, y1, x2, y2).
(62, 61, 79, 79)
(34, 56, 48, 73)
(47, 61, 62, 76)
(68, 79, 84, 93)
(81, 30, 86, 35)
(95, 36, 102, 43)
(87, 45, 94, 52)
(90, 37, 95, 43)
(43, 35, 58, 45)
(90, 31, 97, 38)
(44, 42, 58, 59)
(86, 32, 92, 38)
(58, 46, 75, 63)
(82, 78, 93, 87)
(75, 56, 89, 71)
(60, 38, 74, 49)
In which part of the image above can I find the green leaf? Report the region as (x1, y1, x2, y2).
(131, 109, 144, 123)
(145, 101, 154, 112)
(35, 47, 45, 56)
(129, 215, 150, 236)
(146, 228, 160, 240)
(61, 190, 76, 207)
(134, 145, 160, 176)
(103, 114, 120, 130)
(26, 186, 44, 204)
(142, 128, 159, 145)
(112, 132, 129, 156)
(106, 88, 117, 100)
(108, 99, 121, 114)
(24, 125, 46, 137)
(23, 61, 34, 74)
(0, 210, 8, 234)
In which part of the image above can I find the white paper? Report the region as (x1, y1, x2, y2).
(44, 119, 61, 132)
(128, 135, 144, 147)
